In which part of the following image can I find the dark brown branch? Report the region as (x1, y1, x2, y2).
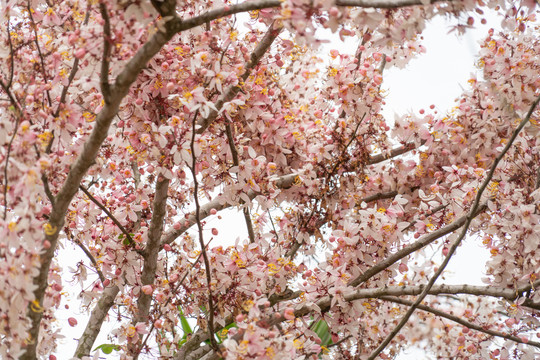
(366, 93, 540, 360)
(79, 185, 136, 247)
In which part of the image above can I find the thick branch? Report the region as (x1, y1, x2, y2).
(368, 141, 419, 165)
(135, 178, 170, 324)
(335, 0, 449, 7)
(74, 285, 119, 358)
(309, 284, 540, 312)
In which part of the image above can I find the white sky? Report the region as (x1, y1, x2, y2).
(54, 10, 498, 360)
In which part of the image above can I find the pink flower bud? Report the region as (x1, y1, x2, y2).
(68, 317, 78, 327)
(163, 244, 172, 251)
(141, 285, 153, 295)
(74, 48, 86, 59)
(398, 263, 408, 273)
(211, 228, 218, 236)
(283, 308, 295, 320)
(329, 7, 339, 17)
(442, 247, 449, 256)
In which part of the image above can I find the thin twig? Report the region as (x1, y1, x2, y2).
(225, 120, 255, 243)
(380, 296, 540, 349)
(188, 111, 219, 351)
(6, 17, 14, 88)
(79, 185, 137, 247)
(27, 0, 52, 106)
(74, 239, 106, 283)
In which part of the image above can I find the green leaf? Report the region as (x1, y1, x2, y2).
(178, 309, 193, 335)
(93, 343, 120, 354)
(312, 319, 332, 347)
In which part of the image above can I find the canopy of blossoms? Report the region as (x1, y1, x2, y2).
(0, 0, 539, 359)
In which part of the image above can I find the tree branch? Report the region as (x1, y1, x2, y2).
(368, 141, 420, 165)
(225, 121, 256, 243)
(99, 3, 112, 103)
(335, 0, 449, 7)
(135, 178, 170, 323)
(189, 111, 219, 351)
(310, 283, 540, 312)
(348, 203, 487, 287)
(196, 23, 282, 133)
(79, 185, 137, 247)
(366, 93, 540, 360)
(380, 296, 540, 349)
(129, 177, 170, 358)
(74, 285, 119, 358)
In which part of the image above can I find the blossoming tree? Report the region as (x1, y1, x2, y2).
(0, 0, 539, 358)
